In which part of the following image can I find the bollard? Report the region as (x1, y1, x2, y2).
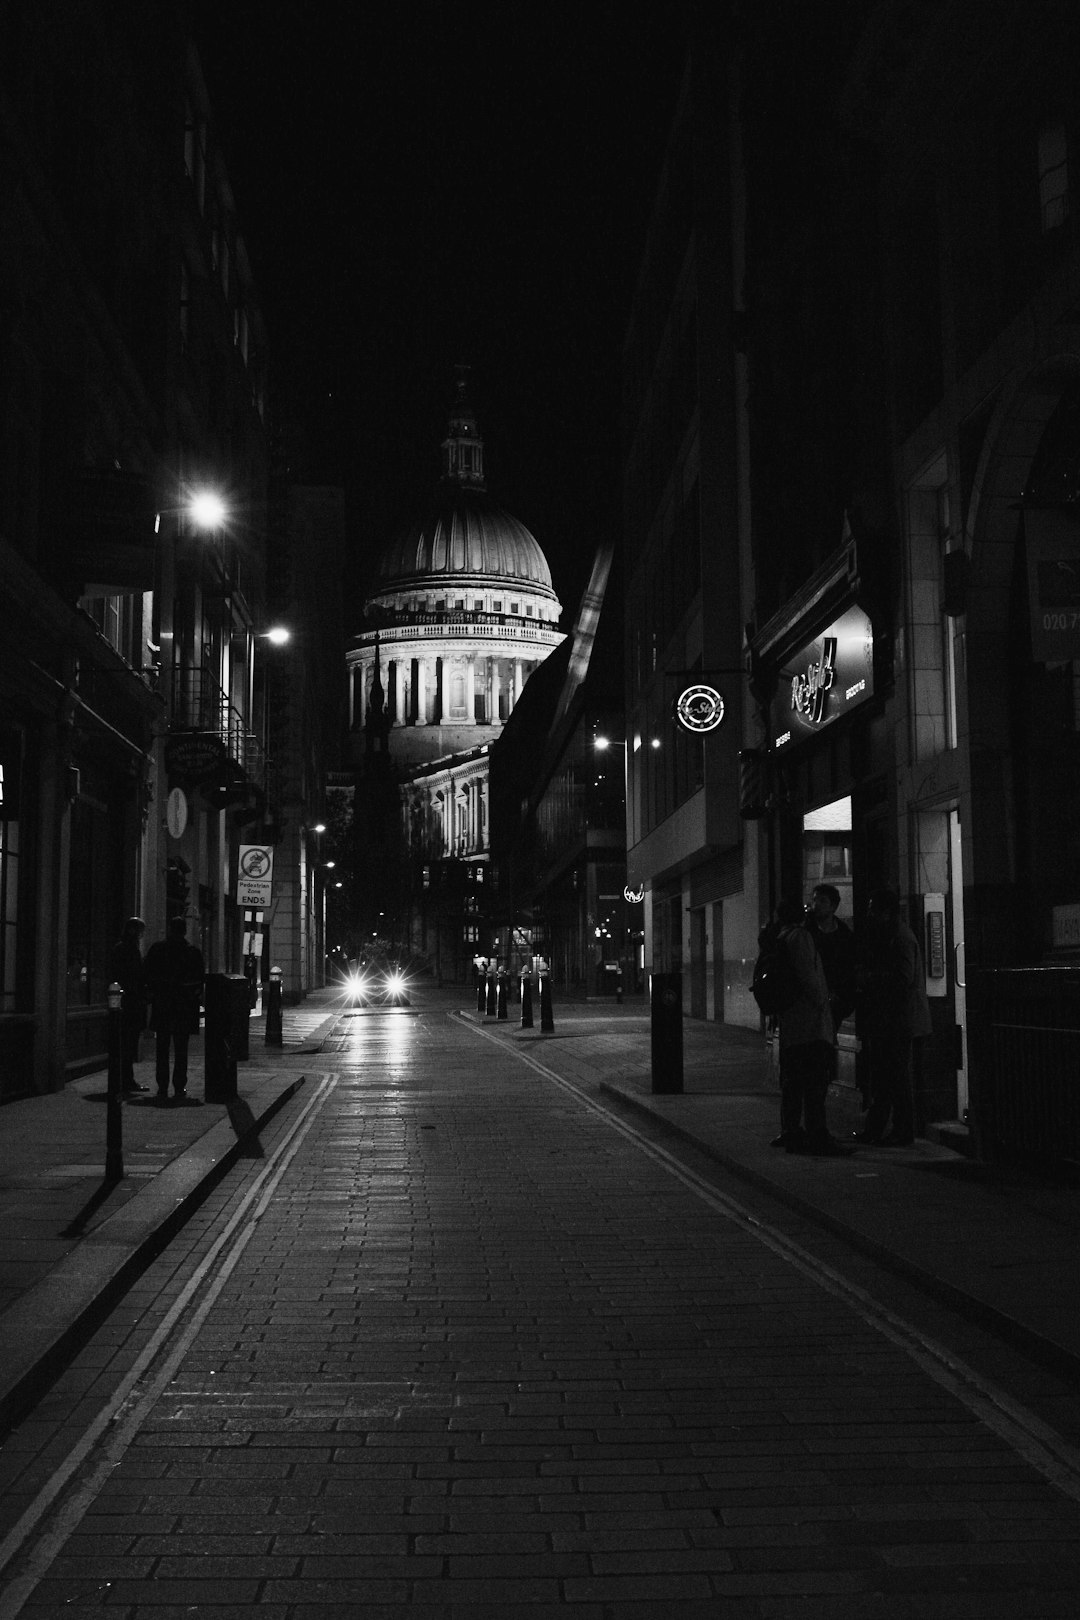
(650, 971, 683, 1094)
(265, 965, 283, 1046)
(520, 971, 534, 1028)
(539, 967, 555, 1033)
(616, 968, 623, 1005)
(497, 970, 508, 1021)
(105, 982, 124, 1184)
(486, 969, 497, 1017)
(476, 976, 486, 1014)
(205, 973, 246, 1101)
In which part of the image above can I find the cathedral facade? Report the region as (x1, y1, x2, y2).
(345, 381, 565, 973)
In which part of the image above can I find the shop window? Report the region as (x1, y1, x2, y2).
(803, 797, 853, 920)
(67, 782, 119, 1007)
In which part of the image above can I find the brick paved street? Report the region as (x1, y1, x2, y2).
(6, 1005, 1080, 1616)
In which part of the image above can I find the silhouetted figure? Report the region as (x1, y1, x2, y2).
(145, 917, 205, 1105)
(854, 888, 932, 1146)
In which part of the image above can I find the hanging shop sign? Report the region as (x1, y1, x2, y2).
(624, 884, 645, 904)
(236, 843, 274, 908)
(773, 605, 874, 752)
(1025, 509, 1080, 662)
(673, 683, 725, 735)
(164, 731, 227, 782)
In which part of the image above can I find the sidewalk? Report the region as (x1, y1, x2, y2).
(462, 993, 1080, 1401)
(0, 988, 342, 1433)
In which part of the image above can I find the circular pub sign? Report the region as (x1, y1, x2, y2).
(673, 683, 725, 734)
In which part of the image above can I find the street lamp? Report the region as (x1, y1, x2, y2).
(188, 490, 227, 530)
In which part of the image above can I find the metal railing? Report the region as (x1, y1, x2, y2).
(168, 665, 266, 787)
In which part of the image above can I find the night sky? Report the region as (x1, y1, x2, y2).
(189, 1, 692, 625)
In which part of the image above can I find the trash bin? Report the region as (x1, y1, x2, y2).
(204, 972, 249, 1102)
(650, 971, 683, 1094)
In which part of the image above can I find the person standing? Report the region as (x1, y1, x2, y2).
(806, 883, 857, 1076)
(109, 917, 148, 1094)
(771, 898, 848, 1155)
(144, 917, 205, 1105)
(855, 888, 932, 1145)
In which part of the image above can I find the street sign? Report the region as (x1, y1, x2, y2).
(237, 843, 274, 908)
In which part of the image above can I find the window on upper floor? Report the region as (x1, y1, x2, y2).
(1039, 122, 1070, 233)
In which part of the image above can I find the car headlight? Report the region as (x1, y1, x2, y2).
(385, 971, 406, 995)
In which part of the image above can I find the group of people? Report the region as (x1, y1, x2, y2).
(108, 916, 206, 1105)
(764, 883, 932, 1157)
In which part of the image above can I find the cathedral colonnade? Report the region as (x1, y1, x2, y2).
(347, 647, 542, 730)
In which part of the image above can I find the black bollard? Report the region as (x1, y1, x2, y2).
(539, 968, 554, 1033)
(476, 976, 486, 1014)
(265, 967, 283, 1046)
(105, 982, 124, 1184)
(486, 970, 497, 1017)
(520, 972, 534, 1028)
(497, 970, 508, 1020)
(650, 971, 684, 1094)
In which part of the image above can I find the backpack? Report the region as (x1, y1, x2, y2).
(751, 927, 801, 1018)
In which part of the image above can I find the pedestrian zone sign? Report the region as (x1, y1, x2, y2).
(237, 844, 274, 907)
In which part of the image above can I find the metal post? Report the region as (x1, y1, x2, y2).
(486, 968, 497, 1017)
(106, 982, 124, 1184)
(265, 964, 283, 1046)
(477, 975, 486, 1013)
(650, 970, 684, 1094)
(497, 969, 508, 1021)
(520, 970, 534, 1029)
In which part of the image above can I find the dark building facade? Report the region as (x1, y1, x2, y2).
(0, 4, 336, 1094)
(624, 1, 1080, 1157)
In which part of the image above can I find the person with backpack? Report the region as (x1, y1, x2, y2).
(756, 897, 850, 1155)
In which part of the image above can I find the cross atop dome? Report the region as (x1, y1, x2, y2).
(441, 365, 485, 489)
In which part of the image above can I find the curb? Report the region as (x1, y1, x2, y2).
(600, 1079, 1080, 1387)
(0, 1074, 308, 1437)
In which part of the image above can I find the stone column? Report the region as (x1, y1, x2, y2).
(491, 658, 502, 722)
(466, 656, 476, 722)
(387, 658, 398, 724)
(416, 658, 427, 724)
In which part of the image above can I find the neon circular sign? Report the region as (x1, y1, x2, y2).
(674, 683, 725, 734)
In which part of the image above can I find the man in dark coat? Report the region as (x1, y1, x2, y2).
(855, 888, 932, 1145)
(144, 917, 205, 1105)
(806, 883, 857, 1074)
(109, 917, 148, 1094)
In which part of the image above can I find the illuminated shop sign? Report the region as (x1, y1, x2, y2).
(673, 683, 725, 734)
(772, 605, 874, 751)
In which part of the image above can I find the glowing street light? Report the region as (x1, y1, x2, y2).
(264, 625, 291, 646)
(189, 490, 227, 529)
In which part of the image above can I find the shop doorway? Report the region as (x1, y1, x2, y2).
(914, 804, 968, 1122)
(950, 808, 969, 1118)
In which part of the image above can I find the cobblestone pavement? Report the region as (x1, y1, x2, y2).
(5, 1005, 1080, 1617)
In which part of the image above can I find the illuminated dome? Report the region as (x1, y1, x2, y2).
(348, 374, 565, 774)
(373, 375, 559, 609)
(378, 488, 557, 599)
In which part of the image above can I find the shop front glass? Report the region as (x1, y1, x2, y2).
(802, 795, 853, 922)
